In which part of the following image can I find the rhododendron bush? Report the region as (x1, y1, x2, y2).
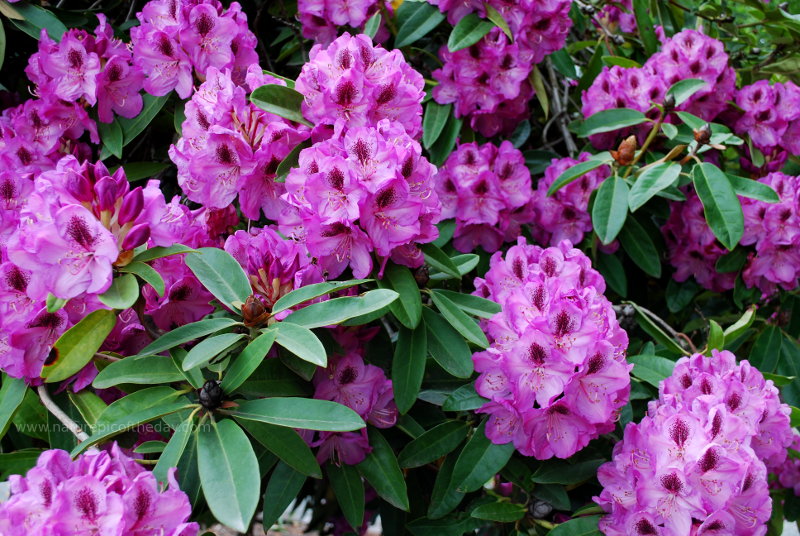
(2, 0, 800, 534)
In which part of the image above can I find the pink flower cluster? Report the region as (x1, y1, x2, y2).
(0, 444, 198, 536)
(528, 153, 611, 247)
(310, 327, 397, 465)
(734, 80, 800, 173)
(298, 0, 389, 45)
(583, 29, 735, 148)
(597, 0, 636, 34)
(170, 66, 310, 220)
(130, 0, 257, 98)
(295, 33, 426, 138)
(595, 350, 793, 536)
(471, 239, 631, 459)
(775, 434, 800, 496)
(434, 141, 532, 253)
(431, 0, 571, 137)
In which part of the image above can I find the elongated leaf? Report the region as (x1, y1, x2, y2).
(750, 325, 782, 373)
(395, 0, 445, 47)
(430, 291, 488, 348)
(0, 375, 26, 439)
(429, 254, 479, 281)
(138, 318, 239, 356)
(250, 84, 312, 126)
(431, 290, 500, 319)
(666, 79, 708, 106)
(135, 441, 166, 454)
(531, 459, 605, 485)
(262, 461, 307, 528)
(8, 2, 66, 41)
(442, 384, 487, 411)
(97, 274, 139, 310)
(592, 176, 629, 245)
(119, 94, 169, 146)
(628, 354, 676, 388)
(98, 118, 123, 159)
(547, 153, 611, 196)
(422, 102, 453, 150)
(379, 263, 423, 329)
(450, 421, 514, 493)
(46, 293, 67, 313)
(67, 390, 106, 428)
(232, 397, 365, 431)
(275, 140, 311, 181)
(284, 289, 398, 329)
(42, 309, 117, 383)
(576, 109, 648, 137)
(93, 354, 184, 388)
(723, 305, 756, 342)
(707, 319, 725, 352)
(428, 453, 464, 519)
(398, 421, 468, 468)
(272, 279, 372, 314)
(182, 333, 245, 371)
(357, 428, 409, 510)
(185, 248, 252, 311)
(427, 113, 462, 166)
(633, 0, 657, 55)
(447, 13, 493, 52)
(97, 386, 181, 429)
(364, 11, 381, 38)
(629, 162, 682, 211)
(421, 243, 461, 279)
(153, 418, 194, 486)
(221, 329, 277, 393)
(198, 419, 260, 533)
(596, 253, 627, 297)
(392, 326, 427, 414)
(471, 501, 525, 522)
(727, 174, 780, 203)
(0, 19, 5, 72)
(546, 515, 602, 536)
(133, 244, 196, 263)
(274, 321, 327, 367)
(237, 419, 321, 478)
(630, 302, 686, 355)
(619, 216, 661, 278)
(423, 308, 473, 378)
(121, 161, 171, 182)
(484, 4, 512, 39)
(692, 163, 743, 251)
(118, 261, 165, 296)
(328, 464, 364, 530)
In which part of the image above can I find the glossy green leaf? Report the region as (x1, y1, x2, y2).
(484, 4, 512, 39)
(398, 421, 468, 468)
(692, 163, 743, 251)
(421, 243, 461, 279)
(274, 321, 327, 367)
(628, 162, 682, 211)
(232, 397, 365, 431)
(431, 290, 500, 319)
(118, 261, 165, 296)
(596, 253, 627, 297)
(423, 308, 474, 378)
(67, 390, 106, 428)
(364, 11, 381, 38)
(666, 78, 708, 106)
(98, 118, 123, 159)
(137, 318, 240, 356)
(392, 326, 428, 414)
(0, 19, 5, 72)
(576, 108, 648, 137)
(185, 247, 252, 311)
(97, 274, 139, 310)
(262, 461, 307, 528)
(395, 0, 445, 47)
(153, 418, 194, 486)
(546, 515, 602, 536)
(429, 254, 479, 281)
(450, 421, 514, 493)
(630, 302, 686, 355)
(531, 459, 605, 485)
(272, 279, 372, 314)
(447, 13, 494, 52)
(619, 216, 661, 278)
(427, 112, 462, 166)
(119, 94, 169, 146)
(182, 333, 245, 371)
(284, 289, 398, 329)
(275, 140, 311, 181)
(120, 161, 171, 182)
(250, 84, 311, 126)
(707, 320, 725, 352)
(328, 464, 364, 530)
(134, 441, 167, 454)
(379, 263, 423, 329)
(471, 501, 526, 522)
(723, 305, 756, 342)
(7, 2, 66, 41)
(442, 384, 487, 411)
(198, 419, 260, 533)
(93, 354, 184, 388)
(727, 174, 780, 203)
(357, 428, 409, 511)
(238, 419, 320, 477)
(633, 0, 657, 55)
(428, 453, 465, 518)
(547, 153, 611, 196)
(0, 375, 26, 439)
(715, 246, 748, 273)
(592, 176, 629, 245)
(221, 329, 277, 393)
(430, 291, 488, 348)
(750, 325, 782, 373)
(42, 309, 117, 383)
(423, 101, 453, 150)
(45, 293, 67, 313)
(132, 244, 196, 263)
(628, 354, 677, 388)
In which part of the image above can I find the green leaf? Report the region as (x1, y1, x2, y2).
(132, 244, 196, 263)
(0, 19, 4, 72)
(428, 453, 465, 518)
(762, 372, 796, 387)
(427, 112, 462, 167)
(135, 440, 167, 454)
(547, 153, 611, 196)
(395, 0, 445, 47)
(442, 384, 487, 411)
(153, 418, 194, 486)
(7, 2, 66, 41)
(392, 326, 428, 414)
(46, 293, 67, 313)
(576, 109, 648, 137)
(726, 174, 780, 203)
(398, 421, 468, 468)
(628, 354, 677, 388)
(119, 94, 169, 146)
(666, 78, 708, 106)
(447, 13, 494, 52)
(692, 163, 743, 251)
(284, 289, 398, 329)
(0, 375, 26, 439)
(601, 55, 641, 68)
(357, 428, 409, 511)
(96, 386, 181, 428)
(595, 253, 627, 297)
(429, 253, 479, 281)
(430, 290, 488, 348)
(423, 308, 474, 378)
(93, 354, 184, 388)
(628, 162, 682, 212)
(592, 176, 629, 245)
(97, 274, 139, 310)
(0, 450, 44, 481)
(120, 161, 171, 182)
(715, 246, 748, 273)
(546, 515, 602, 536)
(274, 321, 327, 367)
(327, 464, 364, 530)
(232, 397, 365, 431)
(275, 140, 311, 181)
(707, 320, 725, 352)
(379, 263, 423, 329)
(471, 501, 525, 522)
(629, 302, 686, 355)
(221, 329, 277, 393)
(364, 11, 381, 38)
(182, 333, 245, 371)
(484, 4, 512, 40)
(137, 318, 240, 356)
(262, 461, 307, 528)
(67, 390, 106, 428)
(619, 216, 661, 278)
(118, 261, 165, 296)
(421, 243, 461, 279)
(198, 419, 260, 533)
(42, 309, 117, 383)
(185, 247, 252, 311)
(98, 118, 123, 159)
(750, 325, 782, 373)
(666, 278, 698, 313)
(237, 419, 321, 477)
(250, 84, 312, 126)
(790, 406, 800, 428)
(723, 305, 756, 342)
(633, 0, 657, 55)
(272, 279, 372, 314)
(450, 421, 514, 493)
(423, 101, 453, 150)
(431, 290, 500, 319)
(530, 459, 604, 485)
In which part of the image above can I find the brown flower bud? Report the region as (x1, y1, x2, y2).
(694, 123, 712, 145)
(413, 265, 430, 288)
(610, 135, 637, 166)
(241, 294, 270, 327)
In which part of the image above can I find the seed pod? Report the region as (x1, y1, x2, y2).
(199, 380, 224, 410)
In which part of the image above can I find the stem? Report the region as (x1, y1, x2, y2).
(623, 110, 664, 178)
(93, 352, 120, 363)
(532, 519, 557, 530)
(37, 385, 90, 442)
(379, 2, 397, 36)
(546, 60, 578, 157)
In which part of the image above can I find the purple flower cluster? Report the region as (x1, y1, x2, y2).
(734, 81, 800, 173)
(295, 33, 426, 138)
(471, 239, 630, 459)
(298, 0, 389, 45)
(434, 141, 532, 253)
(130, 0, 257, 98)
(311, 327, 397, 465)
(595, 350, 793, 536)
(0, 444, 198, 536)
(583, 29, 735, 149)
(431, 0, 572, 137)
(170, 66, 310, 220)
(528, 153, 611, 247)
(775, 434, 800, 497)
(597, 0, 636, 34)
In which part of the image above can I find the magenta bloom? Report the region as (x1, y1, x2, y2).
(471, 239, 630, 459)
(297, 0, 390, 44)
(0, 444, 198, 536)
(775, 434, 800, 496)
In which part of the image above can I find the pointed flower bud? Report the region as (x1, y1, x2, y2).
(120, 223, 150, 250)
(118, 187, 144, 225)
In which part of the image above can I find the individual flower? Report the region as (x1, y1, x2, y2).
(0, 444, 199, 535)
(297, 0, 391, 45)
(294, 33, 426, 137)
(775, 434, 800, 496)
(597, 0, 636, 34)
(434, 140, 532, 253)
(528, 153, 611, 246)
(471, 238, 630, 459)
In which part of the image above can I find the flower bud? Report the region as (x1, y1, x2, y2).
(413, 265, 430, 288)
(199, 380, 224, 410)
(118, 187, 144, 225)
(120, 223, 150, 250)
(610, 135, 636, 166)
(694, 123, 712, 145)
(66, 172, 94, 203)
(94, 177, 119, 212)
(241, 294, 269, 327)
(663, 94, 676, 111)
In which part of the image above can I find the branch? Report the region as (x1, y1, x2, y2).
(37, 385, 90, 442)
(546, 61, 578, 157)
